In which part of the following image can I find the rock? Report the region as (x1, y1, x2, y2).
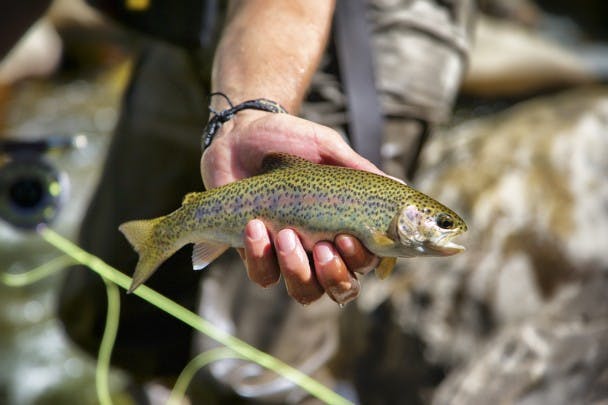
(352, 87, 608, 403)
(387, 86, 608, 359)
(433, 272, 608, 405)
(421, 87, 608, 403)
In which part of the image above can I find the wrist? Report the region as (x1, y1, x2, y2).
(202, 93, 288, 150)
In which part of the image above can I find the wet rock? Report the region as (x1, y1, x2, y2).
(420, 87, 608, 403)
(352, 87, 608, 403)
(417, 86, 607, 353)
(433, 272, 608, 405)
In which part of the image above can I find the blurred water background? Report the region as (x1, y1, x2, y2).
(0, 24, 133, 402)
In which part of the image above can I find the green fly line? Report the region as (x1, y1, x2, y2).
(34, 226, 353, 405)
(1, 251, 119, 404)
(97, 278, 120, 405)
(0, 254, 76, 287)
(1, 252, 235, 405)
(167, 347, 244, 405)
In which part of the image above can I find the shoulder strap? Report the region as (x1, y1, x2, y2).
(334, 0, 383, 167)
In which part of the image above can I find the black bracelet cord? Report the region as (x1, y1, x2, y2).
(202, 92, 288, 150)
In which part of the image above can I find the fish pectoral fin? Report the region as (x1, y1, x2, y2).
(372, 231, 396, 248)
(375, 257, 397, 280)
(192, 241, 230, 270)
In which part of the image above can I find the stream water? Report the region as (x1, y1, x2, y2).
(0, 67, 131, 405)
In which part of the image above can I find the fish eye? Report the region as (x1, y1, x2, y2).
(436, 213, 455, 229)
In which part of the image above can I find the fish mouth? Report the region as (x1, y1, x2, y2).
(423, 240, 466, 256)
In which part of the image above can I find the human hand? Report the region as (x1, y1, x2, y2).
(201, 110, 383, 305)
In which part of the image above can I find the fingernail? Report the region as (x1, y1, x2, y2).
(248, 220, 266, 241)
(315, 244, 334, 264)
(330, 279, 360, 305)
(277, 229, 296, 253)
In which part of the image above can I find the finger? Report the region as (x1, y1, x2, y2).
(335, 234, 379, 275)
(313, 242, 360, 305)
(243, 219, 280, 287)
(275, 229, 323, 304)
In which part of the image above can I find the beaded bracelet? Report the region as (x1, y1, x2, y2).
(202, 92, 288, 150)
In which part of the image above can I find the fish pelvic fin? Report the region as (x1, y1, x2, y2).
(119, 217, 169, 293)
(375, 257, 397, 280)
(192, 241, 230, 270)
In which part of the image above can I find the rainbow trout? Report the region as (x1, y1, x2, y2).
(120, 154, 467, 292)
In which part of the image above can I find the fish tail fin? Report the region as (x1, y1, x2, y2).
(119, 217, 170, 293)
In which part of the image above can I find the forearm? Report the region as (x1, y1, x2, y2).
(211, 0, 335, 113)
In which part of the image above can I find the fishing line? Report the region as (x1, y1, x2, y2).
(97, 277, 120, 405)
(37, 226, 353, 405)
(0, 253, 117, 405)
(167, 347, 243, 405)
(0, 254, 76, 286)
(2, 254, 239, 405)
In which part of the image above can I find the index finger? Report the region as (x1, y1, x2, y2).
(335, 234, 379, 275)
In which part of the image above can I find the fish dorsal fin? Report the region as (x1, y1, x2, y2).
(261, 153, 311, 173)
(182, 192, 201, 205)
(192, 241, 230, 270)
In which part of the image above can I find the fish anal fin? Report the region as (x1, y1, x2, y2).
(375, 257, 397, 280)
(192, 241, 230, 270)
